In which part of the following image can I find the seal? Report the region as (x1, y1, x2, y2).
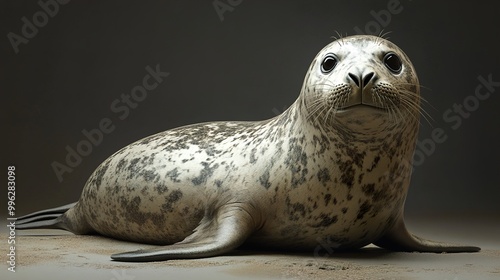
(17, 35, 480, 262)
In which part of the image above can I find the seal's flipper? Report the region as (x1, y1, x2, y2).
(374, 217, 480, 253)
(111, 205, 257, 262)
(16, 203, 77, 229)
(16, 202, 93, 234)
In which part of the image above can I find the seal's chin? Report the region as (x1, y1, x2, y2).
(332, 105, 395, 135)
(334, 104, 390, 127)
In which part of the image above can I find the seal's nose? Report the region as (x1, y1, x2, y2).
(348, 72, 375, 89)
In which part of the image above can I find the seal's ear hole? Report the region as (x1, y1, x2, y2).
(321, 54, 338, 74)
(383, 53, 402, 74)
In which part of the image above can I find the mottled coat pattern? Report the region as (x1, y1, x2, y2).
(18, 35, 479, 261)
(68, 35, 418, 248)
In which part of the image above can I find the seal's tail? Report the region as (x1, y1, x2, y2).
(16, 202, 93, 234)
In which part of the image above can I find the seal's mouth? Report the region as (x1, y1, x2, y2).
(340, 103, 386, 111)
(309, 81, 418, 123)
(336, 87, 387, 111)
(334, 81, 402, 112)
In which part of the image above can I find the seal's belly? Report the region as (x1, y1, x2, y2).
(251, 199, 398, 249)
(78, 136, 220, 244)
(81, 177, 207, 244)
(250, 180, 406, 250)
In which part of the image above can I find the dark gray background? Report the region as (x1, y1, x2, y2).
(1, 1, 499, 218)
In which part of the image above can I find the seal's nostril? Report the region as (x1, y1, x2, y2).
(349, 72, 375, 88)
(363, 72, 375, 87)
(348, 73, 360, 87)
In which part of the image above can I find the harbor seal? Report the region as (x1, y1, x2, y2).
(17, 35, 480, 261)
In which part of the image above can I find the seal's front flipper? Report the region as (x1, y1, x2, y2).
(374, 217, 480, 253)
(111, 205, 257, 262)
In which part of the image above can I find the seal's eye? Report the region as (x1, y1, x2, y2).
(321, 55, 337, 73)
(384, 53, 402, 74)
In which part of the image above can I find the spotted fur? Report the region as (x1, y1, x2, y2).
(17, 35, 479, 261)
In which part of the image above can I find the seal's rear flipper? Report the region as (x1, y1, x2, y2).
(16, 203, 77, 230)
(17, 202, 93, 234)
(373, 217, 481, 253)
(111, 205, 256, 262)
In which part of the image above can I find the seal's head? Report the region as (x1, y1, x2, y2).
(301, 35, 420, 134)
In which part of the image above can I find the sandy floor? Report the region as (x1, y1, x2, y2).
(2, 215, 499, 279)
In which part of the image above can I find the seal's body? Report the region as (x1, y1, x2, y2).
(17, 35, 480, 261)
